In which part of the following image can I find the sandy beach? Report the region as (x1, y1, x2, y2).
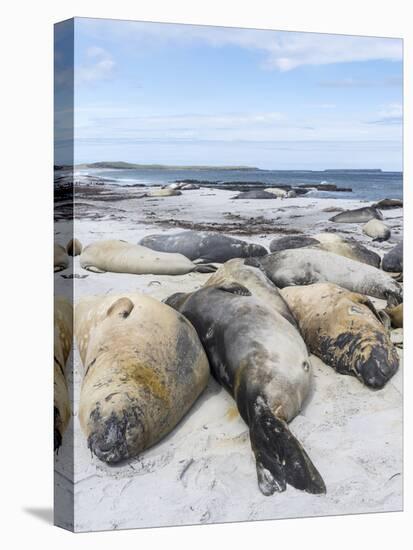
(54, 184, 403, 532)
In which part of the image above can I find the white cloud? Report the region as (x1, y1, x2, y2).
(367, 103, 403, 125)
(80, 19, 402, 71)
(77, 46, 115, 82)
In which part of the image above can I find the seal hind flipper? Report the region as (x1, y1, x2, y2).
(83, 265, 107, 273)
(192, 263, 218, 273)
(249, 399, 326, 496)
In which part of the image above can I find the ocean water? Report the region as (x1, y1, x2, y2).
(80, 168, 403, 202)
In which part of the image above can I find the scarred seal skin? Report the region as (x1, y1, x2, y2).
(329, 206, 383, 223)
(280, 283, 399, 389)
(54, 243, 69, 272)
(165, 283, 326, 496)
(75, 293, 209, 464)
(247, 248, 403, 306)
(54, 297, 73, 451)
(66, 238, 83, 256)
(79, 239, 216, 275)
(269, 233, 381, 268)
(139, 230, 268, 263)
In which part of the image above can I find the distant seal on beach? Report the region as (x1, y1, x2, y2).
(80, 239, 216, 275)
(66, 238, 83, 256)
(280, 283, 399, 389)
(329, 206, 383, 223)
(269, 233, 381, 268)
(75, 293, 209, 464)
(165, 284, 326, 496)
(54, 243, 69, 272)
(147, 188, 182, 197)
(233, 190, 277, 200)
(382, 243, 403, 273)
(139, 231, 268, 263)
(373, 198, 403, 209)
(385, 303, 403, 328)
(362, 219, 391, 241)
(246, 248, 402, 305)
(264, 187, 287, 197)
(54, 297, 73, 451)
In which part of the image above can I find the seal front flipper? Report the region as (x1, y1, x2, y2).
(249, 398, 326, 496)
(192, 263, 218, 273)
(83, 265, 107, 273)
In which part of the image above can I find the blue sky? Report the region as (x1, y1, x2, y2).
(68, 18, 402, 169)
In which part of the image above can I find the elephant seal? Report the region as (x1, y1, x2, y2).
(80, 239, 216, 275)
(247, 248, 402, 305)
(165, 284, 326, 496)
(54, 243, 69, 272)
(382, 243, 403, 273)
(329, 206, 383, 223)
(75, 293, 209, 464)
(280, 283, 399, 389)
(269, 233, 381, 268)
(373, 198, 403, 209)
(147, 188, 182, 197)
(233, 190, 277, 200)
(139, 231, 268, 263)
(264, 187, 287, 197)
(66, 238, 82, 256)
(54, 297, 73, 451)
(385, 303, 403, 328)
(362, 219, 391, 241)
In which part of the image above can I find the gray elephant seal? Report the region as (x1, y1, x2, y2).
(247, 248, 402, 305)
(165, 284, 325, 495)
(66, 238, 83, 256)
(269, 233, 380, 268)
(54, 297, 73, 451)
(280, 283, 399, 389)
(139, 231, 268, 263)
(233, 190, 277, 200)
(75, 293, 209, 464)
(329, 206, 383, 223)
(80, 239, 216, 275)
(362, 219, 391, 241)
(382, 243, 403, 273)
(54, 243, 69, 272)
(373, 198, 403, 209)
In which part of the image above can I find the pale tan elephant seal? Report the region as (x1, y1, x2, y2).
(385, 303, 403, 328)
(147, 188, 182, 197)
(54, 297, 73, 451)
(66, 238, 83, 256)
(54, 243, 69, 272)
(362, 219, 391, 241)
(280, 283, 399, 389)
(79, 239, 216, 275)
(75, 293, 210, 464)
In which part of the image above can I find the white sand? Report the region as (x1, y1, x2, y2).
(54, 188, 403, 532)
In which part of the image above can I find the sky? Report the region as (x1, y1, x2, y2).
(59, 18, 403, 170)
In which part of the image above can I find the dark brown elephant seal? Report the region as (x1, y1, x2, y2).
(165, 283, 326, 496)
(66, 238, 83, 256)
(280, 283, 399, 389)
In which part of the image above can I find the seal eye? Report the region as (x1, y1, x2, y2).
(302, 361, 310, 372)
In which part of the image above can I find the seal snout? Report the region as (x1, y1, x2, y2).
(358, 347, 399, 390)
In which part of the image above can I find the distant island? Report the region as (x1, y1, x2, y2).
(76, 161, 259, 171)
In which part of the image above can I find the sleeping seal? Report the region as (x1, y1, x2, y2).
(329, 206, 383, 223)
(139, 231, 267, 263)
(269, 233, 381, 267)
(362, 219, 391, 241)
(147, 188, 182, 197)
(75, 293, 209, 463)
(54, 297, 73, 451)
(54, 243, 69, 272)
(247, 248, 402, 305)
(382, 243, 403, 273)
(165, 284, 326, 496)
(264, 187, 287, 197)
(233, 190, 277, 200)
(373, 198, 403, 209)
(66, 238, 83, 256)
(80, 239, 216, 275)
(280, 283, 399, 389)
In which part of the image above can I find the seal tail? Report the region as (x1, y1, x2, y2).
(249, 399, 326, 496)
